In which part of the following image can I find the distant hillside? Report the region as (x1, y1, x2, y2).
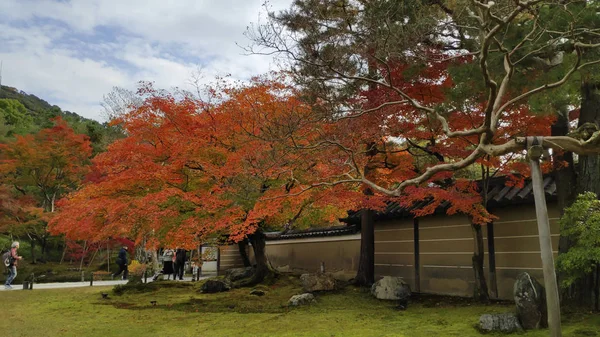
(0, 85, 123, 154)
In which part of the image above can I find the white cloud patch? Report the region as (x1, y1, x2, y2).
(0, 0, 292, 121)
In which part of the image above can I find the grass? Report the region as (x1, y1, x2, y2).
(1, 275, 599, 337)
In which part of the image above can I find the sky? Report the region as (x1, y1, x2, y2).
(0, 0, 292, 122)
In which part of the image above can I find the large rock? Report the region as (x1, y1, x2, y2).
(288, 293, 316, 306)
(200, 279, 231, 293)
(514, 272, 547, 329)
(300, 272, 336, 292)
(479, 313, 523, 333)
(370, 276, 411, 300)
(225, 267, 254, 282)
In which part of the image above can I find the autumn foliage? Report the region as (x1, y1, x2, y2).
(49, 79, 358, 249)
(45, 62, 558, 254)
(0, 117, 92, 233)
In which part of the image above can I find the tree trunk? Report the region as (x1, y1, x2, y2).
(30, 239, 37, 264)
(355, 209, 375, 286)
(472, 223, 490, 303)
(59, 240, 67, 264)
(476, 164, 492, 301)
(238, 239, 252, 267)
(236, 230, 272, 287)
(595, 263, 600, 312)
(87, 248, 99, 268)
(79, 241, 87, 271)
(40, 236, 48, 262)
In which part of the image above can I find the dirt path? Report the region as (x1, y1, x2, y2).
(1, 275, 211, 291)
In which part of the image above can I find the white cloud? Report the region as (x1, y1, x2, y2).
(0, 0, 293, 121)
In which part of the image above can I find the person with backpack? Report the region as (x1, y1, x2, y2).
(4, 241, 23, 289)
(112, 246, 129, 280)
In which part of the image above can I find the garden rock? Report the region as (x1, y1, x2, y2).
(200, 279, 231, 293)
(370, 276, 411, 301)
(288, 293, 316, 306)
(300, 272, 336, 292)
(250, 289, 266, 296)
(225, 267, 254, 282)
(514, 272, 547, 329)
(479, 313, 523, 333)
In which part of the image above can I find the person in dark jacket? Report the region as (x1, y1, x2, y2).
(173, 248, 186, 281)
(113, 246, 129, 280)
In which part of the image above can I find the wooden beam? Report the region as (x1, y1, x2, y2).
(528, 137, 562, 337)
(413, 218, 420, 293)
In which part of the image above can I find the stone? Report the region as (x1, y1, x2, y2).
(395, 298, 408, 310)
(479, 313, 523, 333)
(370, 276, 411, 301)
(514, 272, 547, 329)
(225, 267, 254, 282)
(288, 293, 316, 306)
(200, 279, 231, 293)
(300, 272, 336, 292)
(250, 289, 265, 296)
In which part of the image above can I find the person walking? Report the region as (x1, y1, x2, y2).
(161, 248, 175, 280)
(4, 242, 23, 289)
(113, 246, 129, 280)
(173, 248, 186, 281)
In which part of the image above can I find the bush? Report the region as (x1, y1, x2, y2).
(113, 280, 194, 295)
(556, 192, 600, 287)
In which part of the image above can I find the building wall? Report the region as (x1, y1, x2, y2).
(218, 202, 560, 300)
(373, 203, 560, 300)
(264, 235, 361, 279)
(218, 245, 245, 271)
(418, 213, 481, 297)
(492, 203, 560, 299)
(374, 218, 416, 291)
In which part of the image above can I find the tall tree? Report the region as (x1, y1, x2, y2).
(247, 1, 600, 314)
(50, 78, 355, 285)
(0, 117, 92, 261)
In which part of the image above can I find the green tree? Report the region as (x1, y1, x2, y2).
(556, 191, 600, 310)
(0, 99, 33, 136)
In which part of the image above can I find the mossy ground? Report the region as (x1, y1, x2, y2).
(1, 275, 599, 337)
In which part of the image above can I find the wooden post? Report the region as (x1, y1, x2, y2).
(413, 218, 420, 293)
(90, 273, 94, 286)
(487, 222, 498, 298)
(216, 247, 221, 276)
(528, 136, 561, 337)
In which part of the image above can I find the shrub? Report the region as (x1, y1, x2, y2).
(556, 192, 600, 287)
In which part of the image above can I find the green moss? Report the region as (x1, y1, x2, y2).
(1, 277, 599, 337)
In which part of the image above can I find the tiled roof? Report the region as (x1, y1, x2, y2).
(343, 176, 557, 223)
(265, 224, 359, 241)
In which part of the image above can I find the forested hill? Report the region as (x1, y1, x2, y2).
(0, 84, 122, 153)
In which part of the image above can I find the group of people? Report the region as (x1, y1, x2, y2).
(153, 247, 187, 281)
(4, 242, 190, 288)
(113, 246, 188, 281)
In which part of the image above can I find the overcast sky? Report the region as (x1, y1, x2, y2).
(0, 0, 292, 121)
